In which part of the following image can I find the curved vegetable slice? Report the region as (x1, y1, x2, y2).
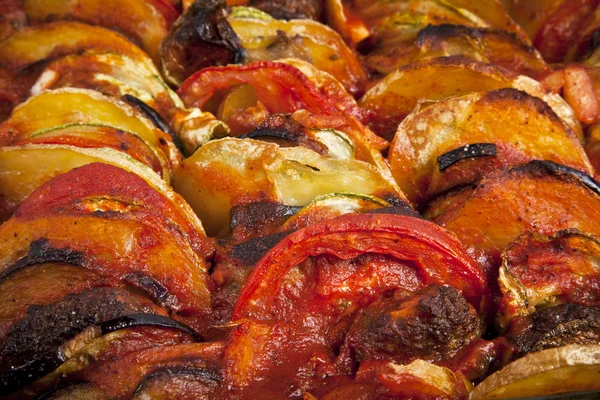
(365, 24, 548, 77)
(0, 22, 150, 72)
(0, 88, 180, 167)
(31, 52, 182, 123)
(0, 145, 170, 221)
(388, 88, 592, 205)
(326, 0, 526, 47)
(0, 288, 168, 395)
(428, 161, 600, 273)
(228, 6, 366, 95)
(470, 344, 600, 399)
(279, 193, 389, 231)
(22, 323, 199, 398)
(411, 25, 549, 78)
(22, 0, 179, 63)
(360, 57, 581, 141)
(0, 263, 107, 338)
(0, 21, 153, 113)
(173, 138, 401, 236)
(498, 230, 600, 327)
(84, 342, 225, 399)
(233, 213, 487, 324)
(177, 61, 390, 180)
(0, 163, 213, 318)
(12, 124, 168, 178)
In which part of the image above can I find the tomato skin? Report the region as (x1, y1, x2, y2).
(232, 213, 487, 321)
(178, 61, 338, 115)
(534, 0, 600, 62)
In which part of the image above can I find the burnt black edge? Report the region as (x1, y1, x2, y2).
(437, 143, 497, 172)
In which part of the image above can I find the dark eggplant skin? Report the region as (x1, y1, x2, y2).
(0, 288, 201, 396)
(0, 239, 86, 281)
(133, 365, 222, 396)
(522, 160, 600, 197)
(437, 143, 497, 172)
(159, 0, 246, 86)
(229, 231, 294, 267)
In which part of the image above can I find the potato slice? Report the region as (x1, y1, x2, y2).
(388, 88, 592, 205)
(31, 52, 181, 121)
(428, 161, 600, 273)
(325, 0, 526, 46)
(0, 88, 179, 166)
(0, 22, 150, 73)
(470, 344, 600, 399)
(14, 123, 169, 178)
(0, 144, 198, 228)
(173, 138, 400, 236)
(228, 6, 366, 95)
(360, 58, 581, 141)
(22, 0, 178, 62)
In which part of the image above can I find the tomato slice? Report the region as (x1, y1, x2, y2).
(178, 61, 340, 118)
(233, 213, 487, 322)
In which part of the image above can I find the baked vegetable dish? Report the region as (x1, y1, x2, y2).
(1, 0, 600, 398)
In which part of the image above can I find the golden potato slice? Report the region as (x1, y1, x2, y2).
(173, 138, 401, 236)
(0, 88, 180, 166)
(360, 58, 581, 141)
(22, 0, 178, 62)
(0, 22, 150, 73)
(428, 161, 600, 273)
(325, 0, 526, 46)
(0, 144, 200, 228)
(31, 52, 181, 121)
(470, 344, 600, 399)
(228, 6, 366, 96)
(388, 88, 592, 205)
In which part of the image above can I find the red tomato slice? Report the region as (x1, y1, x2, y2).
(233, 213, 487, 322)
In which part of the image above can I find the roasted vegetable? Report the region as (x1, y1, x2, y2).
(228, 6, 366, 95)
(20, 0, 179, 62)
(172, 138, 401, 236)
(502, 0, 600, 62)
(428, 161, 600, 275)
(471, 344, 600, 399)
(325, 0, 526, 47)
(388, 88, 592, 206)
(0, 88, 179, 168)
(159, 0, 245, 86)
(498, 230, 600, 327)
(233, 213, 486, 321)
(360, 57, 581, 141)
(0, 163, 214, 320)
(0, 21, 152, 116)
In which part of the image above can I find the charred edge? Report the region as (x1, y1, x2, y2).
(515, 160, 600, 197)
(99, 313, 202, 341)
(0, 239, 86, 281)
(366, 203, 422, 219)
(437, 143, 497, 172)
(125, 272, 173, 308)
(1, 353, 63, 396)
(239, 127, 301, 141)
(134, 365, 222, 395)
(229, 202, 301, 233)
(417, 24, 483, 45)
(122, 94, 184, 152)
(230, 231, 293, 267)
(416, 24, 538, 55)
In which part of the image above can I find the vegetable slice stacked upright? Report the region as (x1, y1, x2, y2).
(1, 0, 600, 399)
